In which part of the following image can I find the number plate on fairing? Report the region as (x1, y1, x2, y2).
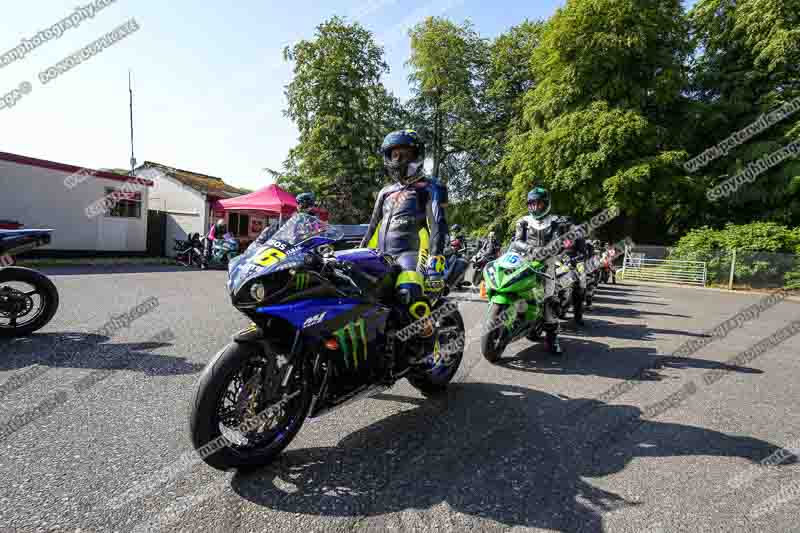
(498, 252, 523, 269)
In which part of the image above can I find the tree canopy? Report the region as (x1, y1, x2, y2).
(270, 0, 800, 245)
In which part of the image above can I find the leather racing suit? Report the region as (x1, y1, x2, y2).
(360, 177, 448, 321)
(511, 213, 580, 332)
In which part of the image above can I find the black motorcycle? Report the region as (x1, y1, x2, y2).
(174, 233, 204, 268)
(0, 229, 60, 337)
(470, 246, 498, 287)
(583, 252, 602, 308)
(553, 255, 585, 320)
(443, 236, 469, 292)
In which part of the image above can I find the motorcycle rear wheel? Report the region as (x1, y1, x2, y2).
(407, 307, 465, 396)
(189, 340, 312, 470)
(0, 267, 59, 337)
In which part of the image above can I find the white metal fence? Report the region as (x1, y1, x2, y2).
(622, 254, 707, 286)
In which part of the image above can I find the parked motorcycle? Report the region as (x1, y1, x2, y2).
(0, 229, 60, 337)
(599, 250, 617, 284)
(174, 233, 204, 268)
(201, 234, 240, 270)
(584, 253, 602, 308)
(553, 253, 585, 320)
(189, 212, 465, 470)
(443, 236, 469, 291)
(480, 248, 549, 362)
(470, 247, 497, 287)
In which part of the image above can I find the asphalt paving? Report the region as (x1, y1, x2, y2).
(1, 266, 799, 532)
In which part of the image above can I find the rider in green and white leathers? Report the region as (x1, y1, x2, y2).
(510, 187, 574, 355)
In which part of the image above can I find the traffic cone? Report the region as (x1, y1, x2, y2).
(480, 280, 487, 299)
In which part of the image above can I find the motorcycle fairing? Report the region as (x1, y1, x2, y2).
(256, 298, 363, 329)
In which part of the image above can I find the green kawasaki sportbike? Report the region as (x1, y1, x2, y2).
(480, 248, 550, 362)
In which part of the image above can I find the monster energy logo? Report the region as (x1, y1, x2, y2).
(334, 318, 369, 370)
(294, 272, 310, 290)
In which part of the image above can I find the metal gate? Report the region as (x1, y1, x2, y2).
(621, 254, 707, 286)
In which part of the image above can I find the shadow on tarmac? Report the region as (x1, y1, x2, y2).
(231, 382, 788, 532)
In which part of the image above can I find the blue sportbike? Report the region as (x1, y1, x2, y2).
(189, 212, 465, 470)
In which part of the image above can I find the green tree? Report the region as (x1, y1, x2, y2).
(463, 20, 544, 241)
(278, 17, 407, 223)
(501, 0, 693, 242)
(687, 0, 800, 228)
(406, 17, 485, 184)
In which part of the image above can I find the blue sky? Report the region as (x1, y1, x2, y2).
(1, 0, 695, 191)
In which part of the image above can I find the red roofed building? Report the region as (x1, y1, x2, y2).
(0, 151, 154, 252)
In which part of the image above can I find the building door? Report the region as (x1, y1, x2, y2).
(146, 210, 167, 256)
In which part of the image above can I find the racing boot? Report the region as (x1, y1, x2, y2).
(573, 290, 585, 327)
(543, 324, 563, 356)
(407, 299, 436, 365)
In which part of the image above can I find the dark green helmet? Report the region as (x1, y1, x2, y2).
(527, 187, 551, 219)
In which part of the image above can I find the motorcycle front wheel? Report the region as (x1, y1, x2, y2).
(189, 340, 312, 470)
(0, 267, 59, 337)
(481, 302, 510, 363)
(472, 267, 483, 287)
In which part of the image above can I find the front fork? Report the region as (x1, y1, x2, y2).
(488, 294, 542, 338)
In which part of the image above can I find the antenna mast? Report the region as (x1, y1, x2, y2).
(128, 70, 136, 175)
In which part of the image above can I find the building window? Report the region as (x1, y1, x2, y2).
(104, 187, 142, 218)
(228, 213, 250, 236)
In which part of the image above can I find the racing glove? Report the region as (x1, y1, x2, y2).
(425, 255, 446, 293)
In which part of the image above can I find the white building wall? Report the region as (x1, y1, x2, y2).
(135, 167, 208, 257)
(0, 159, 148, 252)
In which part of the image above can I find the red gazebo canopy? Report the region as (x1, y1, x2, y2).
(212, 184, 329, 221)
(216, 184, 298, 216)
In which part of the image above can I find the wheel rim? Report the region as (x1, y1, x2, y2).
(0, 280, 47, 330)
(214, 352, 305, 453)
(420, 313, 463, 375)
